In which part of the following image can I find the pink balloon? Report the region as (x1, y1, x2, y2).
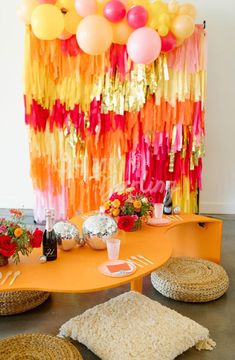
(38, 0, 56, 3)
(75, 0, 97, 17)
(104, 1, 126, 23)
(127, 27, 161, 64)
(127, 6, 148, 29)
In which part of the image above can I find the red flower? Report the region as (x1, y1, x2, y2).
(0, 235, 16, 258)
(117, 216, 136, 232)
(30, 228, 43, 248)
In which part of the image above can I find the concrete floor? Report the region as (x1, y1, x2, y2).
(0, 214, 234, 359)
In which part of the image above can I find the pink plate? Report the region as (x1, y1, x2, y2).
(147, 217, 172, 227)
(98, 260, 136, 278)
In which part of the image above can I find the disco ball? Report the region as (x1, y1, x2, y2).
(53, 221, 81, 251)
(82, 213, 118, 250)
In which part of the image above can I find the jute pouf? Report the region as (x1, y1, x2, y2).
(0, 333, 83, 360)
(151, 257, 229, 303)
(0, 291, 50, 316)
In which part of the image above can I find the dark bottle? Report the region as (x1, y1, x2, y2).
(43, 209, 57, 261)
(163, 181, 173, 215)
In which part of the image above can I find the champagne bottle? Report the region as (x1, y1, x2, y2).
(163, 181, 173, 215)
(43, 209, 57, 261)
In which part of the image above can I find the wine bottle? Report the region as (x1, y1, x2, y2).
(163, 181, 173, 215)
(43, 209, 57, 261)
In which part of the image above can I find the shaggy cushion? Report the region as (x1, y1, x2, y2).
(151, 257, 229, 303)
(59, 291, 215, 360)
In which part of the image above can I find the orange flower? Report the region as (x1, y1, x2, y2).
(14, 228, 23, 238)
(133, 200, 142, 209)
(112, 208, 120, 217)
(10, 209, 23, 218)
(112, 199, 121, 208)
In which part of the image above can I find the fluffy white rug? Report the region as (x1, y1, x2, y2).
(59, 291, 215, 360)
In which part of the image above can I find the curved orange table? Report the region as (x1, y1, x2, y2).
(0, 214, 222, 294)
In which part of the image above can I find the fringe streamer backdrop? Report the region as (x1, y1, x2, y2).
(24, 25, 207, 222)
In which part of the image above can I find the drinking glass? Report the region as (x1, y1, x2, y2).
(154, 203, 164, 219)
(106, 238, 121, 261)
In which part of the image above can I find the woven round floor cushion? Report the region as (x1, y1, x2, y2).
(0, 291, 50, 316)
(0, 333, 83, 360)
(151, 257, 229, 303)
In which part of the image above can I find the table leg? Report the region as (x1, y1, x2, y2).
(131, 277, 143, 293)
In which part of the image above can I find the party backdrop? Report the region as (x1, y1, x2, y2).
(24, 24, 206, 222)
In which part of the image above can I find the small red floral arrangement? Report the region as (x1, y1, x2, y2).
(104, 188, 154, 232)
(0, 209, 43, 264)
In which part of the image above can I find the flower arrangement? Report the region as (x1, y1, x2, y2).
(104, 188, 153, 232)
(0, 209, 43, 265)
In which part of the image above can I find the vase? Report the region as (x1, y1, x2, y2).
(0, 254, 8, 267)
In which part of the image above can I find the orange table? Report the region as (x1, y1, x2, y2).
(0, 214, 222, 294)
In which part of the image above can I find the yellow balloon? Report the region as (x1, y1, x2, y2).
(128, 0, 151, 11)
(148, 0, 168, 28)
(56, 0, 63, 7)
(178, 4, 197, 20)
(76, 15, 113, 55)
(171, 15, 195, 39)
(112, 21, 133, 45)
(158, 13, 170, 26)
(158, 24, 169, 37)
(148, 18, 158, 29)
(17, 0, 38, 24)
(59, 0, 74, 9)
(168, 0, 179, 14)
(31, 5, 65, 40)
(64, 9, 82, 34)
(150, 0, 168, 16)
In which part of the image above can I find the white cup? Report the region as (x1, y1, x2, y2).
(106, 238, 121, 261)
(154, 203, 164, 219)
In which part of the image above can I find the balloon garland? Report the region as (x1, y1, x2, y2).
(23, 23, 207, 221)
(18, 0, 197, 64)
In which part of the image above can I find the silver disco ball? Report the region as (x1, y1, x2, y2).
(82, 213, 118, 250)
(53, 221, 81, 251)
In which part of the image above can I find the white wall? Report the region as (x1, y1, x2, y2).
(0, 0, 234, 213)
(192, 0, 235, 213)
(0, 0, 34, 209)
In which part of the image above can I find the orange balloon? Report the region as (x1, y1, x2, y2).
(76, 15, 113, 55)
(112, 21, 133, 45)
(171, 15, 195, 39)
(64, 9, 82, 34)
(178, 3, 197, 20)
